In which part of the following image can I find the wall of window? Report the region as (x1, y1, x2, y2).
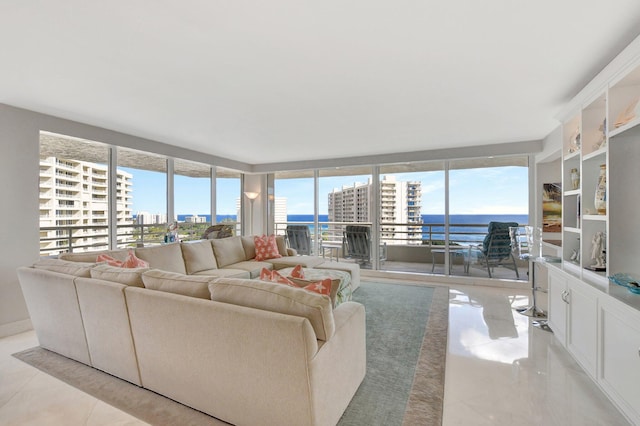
(38, 132, 242, 252)
(269, 156, 530, 279)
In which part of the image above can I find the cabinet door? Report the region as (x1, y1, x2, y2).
(600, 301, 640, 425)
(566, 278, 598, 378)
(548, 269, 568, 345)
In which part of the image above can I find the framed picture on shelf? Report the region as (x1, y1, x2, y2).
(542, 183, 562, 233)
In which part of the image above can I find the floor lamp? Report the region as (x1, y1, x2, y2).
(244, 191, 259, 235)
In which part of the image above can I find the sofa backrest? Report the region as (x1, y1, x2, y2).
(75, 277, 142, 385)
(142, 269, 213, 299)
(16, 267, 92, 365)
(211, 236, 246, 267)
(180, 240, 218, 274)
(135, 243, 187, 274)
(209, 277, 335, 341)
(59, 249, 128, 263)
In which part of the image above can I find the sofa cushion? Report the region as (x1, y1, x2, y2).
(241, 236, 256, 260)
(209, 278, 335, 341)
(191, 268, 251, 279)
(89, 264, 148, 287)
(275, 235, 288, 257)
(223, 260, 273, 279)
(33, 258, 95, 277)
(141, 270, 212, 299)
(265, 255, 325, 269)
(211, 237, 246, 268)
(181, 240, 218, 274)
(135, 243, 186, 274)
(59, 249, 128, 263)
(254, 235, 283, 261)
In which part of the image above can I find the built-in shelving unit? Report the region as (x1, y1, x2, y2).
(560, 91, 609, 286)
(549, 39, 640, 425)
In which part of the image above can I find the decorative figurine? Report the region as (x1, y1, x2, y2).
(590, 231, 606, 270)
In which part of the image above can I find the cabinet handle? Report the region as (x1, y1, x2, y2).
(561, 290, 570, 304)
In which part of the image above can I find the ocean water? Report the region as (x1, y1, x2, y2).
(176, 213, 528, 240)
(281, 213, 527, 243)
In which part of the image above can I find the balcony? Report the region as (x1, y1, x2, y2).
(275, 221, 529, 281)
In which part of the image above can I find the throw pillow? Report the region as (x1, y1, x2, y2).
(97, 253, 124, 267)
(254, 235, 282, 261)
(290, 264, 305, 279)
(300, 278, 332, 297)
(122, 250, 150, 268)
(260, 268, 295, 286)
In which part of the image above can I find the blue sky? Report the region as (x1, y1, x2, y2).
(124, 166, 528, 216)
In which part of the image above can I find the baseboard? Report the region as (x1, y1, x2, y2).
(0, 319, 33, 338)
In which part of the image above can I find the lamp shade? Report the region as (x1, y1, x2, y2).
(244, 191, 259, 200)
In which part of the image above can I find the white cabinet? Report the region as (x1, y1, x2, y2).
(599, 298, 640, 425)
(548, 268, 568, 345)
(566, 277, 598, 379)
(547, 267, 598, 379)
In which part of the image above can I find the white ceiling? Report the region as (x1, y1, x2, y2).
(2, 1, 640, 165)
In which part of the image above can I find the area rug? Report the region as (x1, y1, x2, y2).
(13, 281, 448, 426)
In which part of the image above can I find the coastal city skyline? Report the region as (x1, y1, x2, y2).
(127, 166, 529, 218)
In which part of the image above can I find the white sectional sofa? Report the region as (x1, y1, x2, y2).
(59, 235, 361, 291)
(17, 238, 366, 425)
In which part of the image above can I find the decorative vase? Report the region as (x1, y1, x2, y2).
(570, 168, 580, 190)
(594, 164, 606, 215)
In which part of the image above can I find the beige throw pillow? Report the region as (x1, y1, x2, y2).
(211, 236, 246, 267)
(135, 243, 187, 274)
(142, 269, 213, 299)
(181, 240, 218, 274)
(209, 278, 335, 341)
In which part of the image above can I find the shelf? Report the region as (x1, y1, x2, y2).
(583, 147, 607, 161)
(582, 268, 608, 288)
(609, 116, 640, 138)
(564, 227, 581, 234)
(583, 214, 607, 221)
(563, 189, 580, 196)
(564, 151, 580, 161)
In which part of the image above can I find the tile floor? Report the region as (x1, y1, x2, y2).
(0, 282, 631, 425)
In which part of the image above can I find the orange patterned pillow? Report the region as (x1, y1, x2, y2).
(260, 268, 295, 286)
(97, 253, 124, 267)
(301, 278, 332, 297)
(290, 264, 305, 279)
(122, 249, 149, 268)
(254, 235, 283, 261)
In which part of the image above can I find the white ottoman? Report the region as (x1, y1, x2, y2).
(315, 261, 361, 291)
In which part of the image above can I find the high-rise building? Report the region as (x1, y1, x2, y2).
(39, 157, 134, 255)
(328, 176, 422, 244)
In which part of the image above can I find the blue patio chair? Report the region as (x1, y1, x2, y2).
(286, 225, 312, 255)
(471, 221, 520, 279)
(343, 225, 386, 265)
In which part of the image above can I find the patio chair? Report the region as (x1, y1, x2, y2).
(286, 225, 312, 255)
(471, 221, 520, 279)
(201, 224, 235, 239)
(343, 225, 387, 265)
